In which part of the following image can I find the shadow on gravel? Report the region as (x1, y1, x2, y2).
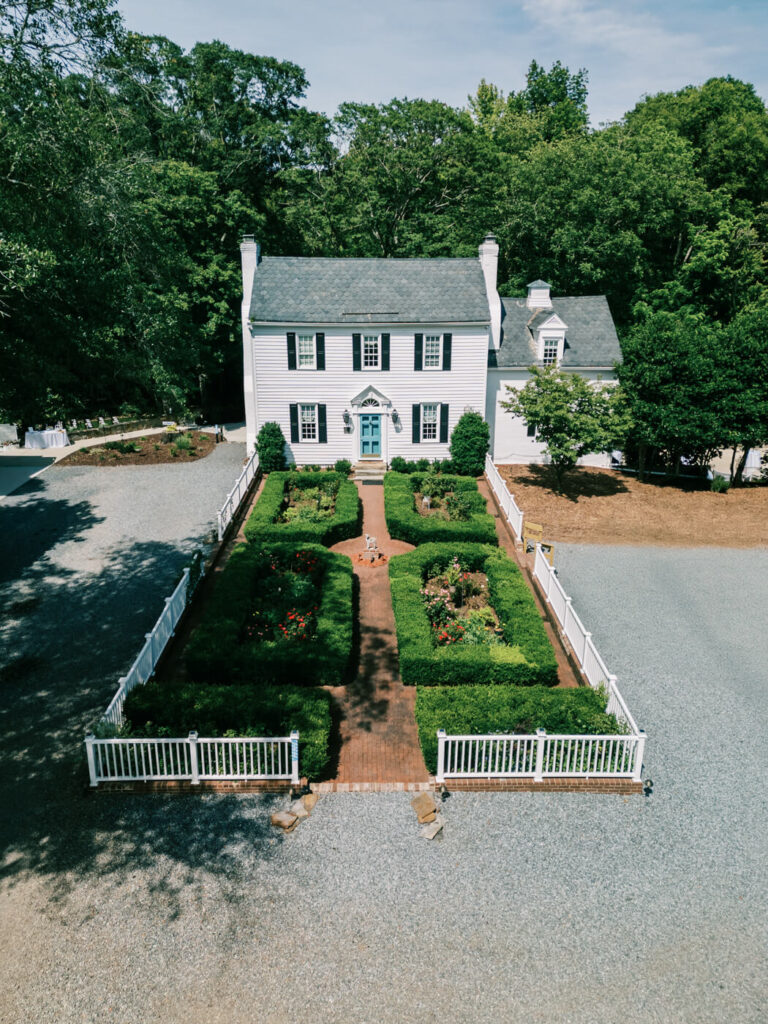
(0, 528, 285, 911)
(0, 478, 101, 585)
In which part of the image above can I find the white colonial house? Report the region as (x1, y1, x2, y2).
(240, 234, 621, 468)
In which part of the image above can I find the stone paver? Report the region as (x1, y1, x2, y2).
(330, 482, 429, 784)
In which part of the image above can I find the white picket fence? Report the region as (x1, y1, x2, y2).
(85, 446, 298, 789)
(217, 449, 260, 540)
(436, 462, 647, 784)
(85, 732, 300, 786)
(485, 454, 525, 539)
(100, 565, 197, 730)
(435, 728, 644, 783)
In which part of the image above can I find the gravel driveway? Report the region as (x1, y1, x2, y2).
(1, 467, 766, 1024)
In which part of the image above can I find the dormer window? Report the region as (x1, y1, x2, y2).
(536, 313, 567, 366)
(542, 337, 559, 366)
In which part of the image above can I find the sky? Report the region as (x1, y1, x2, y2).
(115, 0, 768, 125)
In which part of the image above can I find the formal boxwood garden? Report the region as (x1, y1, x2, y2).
(384, 471, 497, 546)
(244, 470, 361, 545)
(415, 684, 624, 774)
(186, 541, 353, 686)
(389, 543, 559, 686)
(123, 680, 332, 780)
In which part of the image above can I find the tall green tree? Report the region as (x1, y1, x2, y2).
(502, 367, 631, 491)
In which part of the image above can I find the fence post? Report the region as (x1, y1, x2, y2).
(189, 731, 200, 785)
(85, 733, 98, 788)
(534, 728, 546, 782)
(632, 730, 646, 782)
(217, 508, 224, 542)
(290, 730, 300, 785)
(436, 730, 447, 784)
(580, 632, 592, 668)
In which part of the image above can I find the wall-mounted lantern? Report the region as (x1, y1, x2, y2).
(343, 409, 352, 432)
(391, 409, 400, 426)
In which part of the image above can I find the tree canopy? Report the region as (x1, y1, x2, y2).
(1, 2, 766, 466)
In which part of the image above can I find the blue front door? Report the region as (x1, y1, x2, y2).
(360, 414, 381, 456)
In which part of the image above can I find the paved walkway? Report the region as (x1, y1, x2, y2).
(329, 483, 430, 786)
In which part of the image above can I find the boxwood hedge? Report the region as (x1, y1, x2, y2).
(384, 472, 497, 546)
(415, 684, 623, 774)
(389, 543, 558, 687)
(123, 679, 332, 780)
(244, 471, 361, 545)
(186, 541, 353, 686)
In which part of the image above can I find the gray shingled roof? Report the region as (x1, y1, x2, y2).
(248, 256, 490, 324)
(489, 295, 621, 368)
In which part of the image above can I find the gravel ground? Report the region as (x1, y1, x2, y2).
(1, 473, 767, 1024)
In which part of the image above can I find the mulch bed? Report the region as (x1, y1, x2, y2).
(57, 430, 215, 466)
(498, 464, 768, 547)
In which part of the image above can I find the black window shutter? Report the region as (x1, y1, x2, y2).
(316, 332, 325, 371)
(412, 404, 421, 444)
(381, 333, 390, 371)
(289, 404, 299, 443)
(442, 333, 452, 371)
(318, 404, 327, 444)
(352, 334, 362, 371)
(287, 332, 297, 370)
(414, 333, 423, 371)
(439, 404, 449, 443)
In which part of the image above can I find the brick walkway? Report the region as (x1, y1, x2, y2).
(328, 483, 431, 785)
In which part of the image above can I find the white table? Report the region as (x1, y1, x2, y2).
(24, 428, 70, 449)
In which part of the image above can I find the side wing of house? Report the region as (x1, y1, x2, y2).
(486, 284, 621, 466)
(242, 246, 493, 465)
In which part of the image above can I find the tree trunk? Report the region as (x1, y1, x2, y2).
(638, 443, 647, 481)
(729, 447, 737, 481)
(733, 446, 750, 486)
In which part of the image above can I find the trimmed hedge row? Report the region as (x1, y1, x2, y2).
(415, 684, 624, 774)
(123, 680, 332, 780)
(244, 471, 361, 545)
(389, 543, 559, 687)
(383, 472, 497, 546)
(186, 541, 353, 686)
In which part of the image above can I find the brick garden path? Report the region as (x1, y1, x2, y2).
(328, 483, 431, 787)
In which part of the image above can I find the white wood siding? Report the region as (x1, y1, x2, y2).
(487, 368, 617, 467)
(249, 325, 489, 466)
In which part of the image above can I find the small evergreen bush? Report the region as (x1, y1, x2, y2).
(334, 459, 353, 475)
(449, 411, 490, 476)
(255, 421, 287, 472)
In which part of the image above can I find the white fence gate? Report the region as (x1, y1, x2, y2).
(217, 449, 259, 540)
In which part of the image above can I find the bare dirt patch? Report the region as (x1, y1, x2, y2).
(57, 430, 215, 466)
(498, 464, 768, 547)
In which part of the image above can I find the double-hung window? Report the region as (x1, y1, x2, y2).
(423, 334, 441, 369)
(542, 337, 559, 366)
(300, 404, 317, 441)
(298, 334, 316, 369)
(363, 335, 379, 369)
(421, 403, 438, 441)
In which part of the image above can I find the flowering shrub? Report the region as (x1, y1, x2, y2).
(434, 620, 466, 646)
(421, 589, 452, 627)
